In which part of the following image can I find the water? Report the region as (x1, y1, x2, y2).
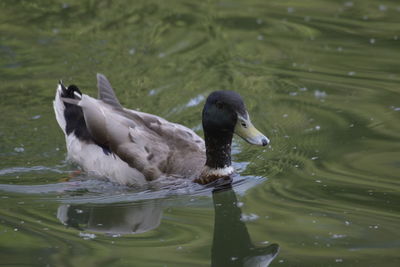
(1, 0, 400, 266)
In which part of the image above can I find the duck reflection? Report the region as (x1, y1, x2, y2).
(212, 183, 279, 267)
(57, 200, 162, 234)
(56, 182, 279, 266)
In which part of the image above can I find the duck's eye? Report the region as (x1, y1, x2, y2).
(216, 101, 224, 109)
(241, 121, 247, 128)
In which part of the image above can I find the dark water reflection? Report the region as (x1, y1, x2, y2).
(211, 184, 279, 267)
(54, 181, 279, 266)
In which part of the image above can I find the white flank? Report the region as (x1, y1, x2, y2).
(65, 133, 147, 186)
(53, 85, 66, 133)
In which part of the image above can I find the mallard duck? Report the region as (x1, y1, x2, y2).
(53, 74, 269, 186)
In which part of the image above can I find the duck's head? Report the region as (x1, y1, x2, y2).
(203, 91, 270, 146)
(198, 90, 269, 184)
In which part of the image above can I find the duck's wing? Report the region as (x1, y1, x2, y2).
(66, 94, 168, 180)
(95, 72, 204, 152)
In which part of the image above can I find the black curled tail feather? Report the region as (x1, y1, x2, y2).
(59, 81, 82, 99)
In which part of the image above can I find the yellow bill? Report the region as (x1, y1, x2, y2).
(234, 114, 270, 146)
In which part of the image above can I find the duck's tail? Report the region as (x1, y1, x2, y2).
(53, 81, 84, 136)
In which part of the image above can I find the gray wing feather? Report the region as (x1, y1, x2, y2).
(97, 73, 123, 109)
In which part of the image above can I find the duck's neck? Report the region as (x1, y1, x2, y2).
(196, 130, 234, 184)
(205, 130, 233, 168)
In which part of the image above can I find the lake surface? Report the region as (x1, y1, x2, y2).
(1, 0, 400, 266)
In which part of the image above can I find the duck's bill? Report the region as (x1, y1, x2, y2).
(234, 115, 270, 146)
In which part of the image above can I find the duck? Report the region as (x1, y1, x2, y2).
(53, 73, 269, 186)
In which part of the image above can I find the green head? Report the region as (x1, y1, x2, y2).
(202, 90, 269, 146)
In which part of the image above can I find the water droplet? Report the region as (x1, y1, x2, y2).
(379, 5, 387, 11)
(331, 234, 346, 239)
(344, 1, 353, 7)
(14, 147, 24, 153)
(370, 38, 376, 44)
(314, 90, 327, 99)
(128, 48, 136, 55)
(240, 213, 259, 222)
(79, 232, 96, 240)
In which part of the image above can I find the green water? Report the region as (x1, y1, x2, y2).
(1, 0, 400, 266)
